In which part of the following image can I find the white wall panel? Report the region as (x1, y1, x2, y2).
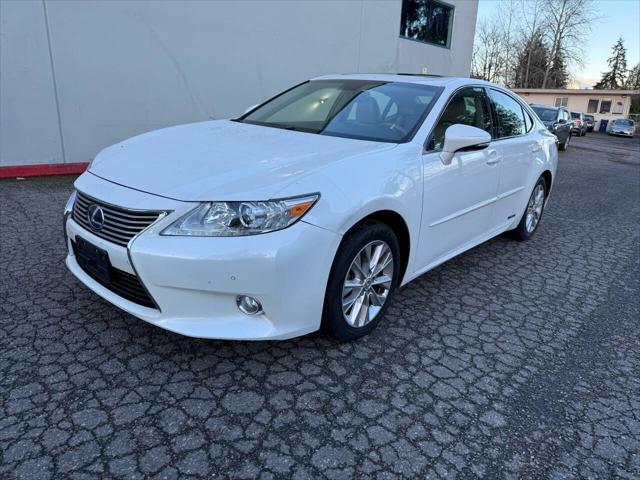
(0, 0, 477, 166)
(0, 0, 63, 166)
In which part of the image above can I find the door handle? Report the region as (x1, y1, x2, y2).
(486, 149, 500, 165)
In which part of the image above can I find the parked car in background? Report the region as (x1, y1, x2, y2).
(531, 104, 572, 151)
(63, 75, 558, 341)
(584, 114, 595, 132)
(607, 118, 635, 137)
(570, 112, 587, 136)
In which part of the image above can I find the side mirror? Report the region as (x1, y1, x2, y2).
(558, 118, 567, 124)
(439, 124, 491, 165)
(243, 104, 259, 115)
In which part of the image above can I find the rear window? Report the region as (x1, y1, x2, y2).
(532, 107, 557, 122)
(571, 112, 580, 119)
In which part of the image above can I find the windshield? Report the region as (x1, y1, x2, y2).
(237, 80, 443, 143)
(532, 107, 557, 122)
(614, 119, 634, 126)
(584, 115, 594, 121)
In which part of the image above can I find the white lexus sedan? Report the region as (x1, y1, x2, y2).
(64, 74, 557, 341)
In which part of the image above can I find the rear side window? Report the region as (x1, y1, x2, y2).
(523, 109, 533, 132)
(429, 87, 493, 150)
(489, 89, 526, 138)
(532, 106, 557, 122)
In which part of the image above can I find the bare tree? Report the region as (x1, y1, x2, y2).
(540, 0, 596, 88)
(471, 18, 504, 83)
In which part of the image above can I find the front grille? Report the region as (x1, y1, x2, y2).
(72, 191, 163, 246)
(72, 240, 157, 309)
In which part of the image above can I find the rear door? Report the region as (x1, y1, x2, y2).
(487, 88, 539, 225)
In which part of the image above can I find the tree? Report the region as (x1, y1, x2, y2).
(594, 38, 628, 89)
(471, 1, 519, 85)
(540, 0, 595, 88)
(471, 18, 504, 83)
(627, 64, 640, 113)
(517, 0, 548, 88)
(472, 0, 597, 87)
(547, 48, 569, 88)
(513, 30, 549, 87)
(627, 63, 640, 89)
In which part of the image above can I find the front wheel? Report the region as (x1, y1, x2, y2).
(322, 221, 401, 341)
(510, 177, 547, 241)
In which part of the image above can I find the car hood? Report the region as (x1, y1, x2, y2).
(89, 120, 396, 201)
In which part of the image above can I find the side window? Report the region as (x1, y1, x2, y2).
(489, 89, 526, 138)
(429, 87, 492, 150)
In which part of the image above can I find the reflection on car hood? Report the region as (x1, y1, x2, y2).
(89, 120, 396, 201)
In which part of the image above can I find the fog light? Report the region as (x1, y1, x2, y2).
(236, 295, 263, 315)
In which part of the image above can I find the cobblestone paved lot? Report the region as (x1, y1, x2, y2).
(1, 133, 639, 479)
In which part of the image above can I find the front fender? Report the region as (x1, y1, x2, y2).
(276, 143, 424, 276)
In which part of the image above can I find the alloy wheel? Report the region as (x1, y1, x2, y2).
(341, 240, 394, 327)
(525, 183, 545, 233)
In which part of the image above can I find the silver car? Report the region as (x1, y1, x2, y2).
(608, 119, 635, 137)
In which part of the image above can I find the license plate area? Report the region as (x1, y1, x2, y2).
(74, 236, 111, 284)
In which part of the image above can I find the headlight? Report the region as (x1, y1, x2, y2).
(161, 194, 319, 236)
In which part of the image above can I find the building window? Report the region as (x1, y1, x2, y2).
(400, 0, 454, 49)
(587, 99, 598, 113)
(600, 100, 612, 113)
(554, 97, 568, 107)
(612, 101, 623, 114)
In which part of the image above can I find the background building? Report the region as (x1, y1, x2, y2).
(0, 0, 478, 173)
(513, 88, 639, 131)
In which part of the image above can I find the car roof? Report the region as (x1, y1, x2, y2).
(310, 73, 496, 89)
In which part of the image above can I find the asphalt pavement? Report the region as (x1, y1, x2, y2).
(1, 132, 639, 479)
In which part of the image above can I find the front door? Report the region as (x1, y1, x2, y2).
(416, 87, 500, 270)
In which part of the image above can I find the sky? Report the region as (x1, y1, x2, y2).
(476, 0, 640, 88)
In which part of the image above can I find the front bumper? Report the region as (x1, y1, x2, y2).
(64, 174, 341, 340)
(610, 130, 634, 137)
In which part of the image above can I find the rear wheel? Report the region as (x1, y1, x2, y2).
(511, 177, 547, 241)
(558, 133, 570, 151)
(322, 221, 401, 341)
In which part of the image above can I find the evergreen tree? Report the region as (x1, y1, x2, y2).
(513, 30, 549, 88)
(627, 64, 640, 114)
(626, 63, 640, 89)
(547, 48, 569, 88)
(594, 38, 628, 89)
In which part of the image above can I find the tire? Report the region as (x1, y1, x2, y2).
(510, 176, 547, 241)
(322, 220, 401, 341)
(558, 133, 570, 151)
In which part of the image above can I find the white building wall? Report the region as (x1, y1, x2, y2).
(1, 0, 478, 167)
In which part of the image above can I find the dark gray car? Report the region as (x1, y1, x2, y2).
(584, 114, 595, 132)
(531, 104, 572, 151)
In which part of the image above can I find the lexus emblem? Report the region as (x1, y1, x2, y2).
(87, 205, 105, 230)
